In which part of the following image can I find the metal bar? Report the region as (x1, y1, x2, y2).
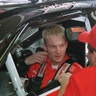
(5, 53, 28, 96)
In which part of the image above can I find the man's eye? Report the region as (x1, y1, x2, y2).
(61, 45, 64, 47)
(49, 46, 55, 49)
(51, 46, 55, 48)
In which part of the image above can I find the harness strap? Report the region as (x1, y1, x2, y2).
(26, 54, 77, 93)
(54, 62, 71, 79)
(53, 55, 77, 80)
(36, 62, 47, 78)
(35, 55, 77, 95)
(26, 62, 47, 93)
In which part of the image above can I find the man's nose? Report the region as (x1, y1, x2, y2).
(56, 47, 61, 53)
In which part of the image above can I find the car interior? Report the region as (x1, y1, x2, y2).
(14, 19, 86, 70)
(1, 8, 92, 96)
(15, 18, 88, 95)
(0, 1, 96, 95)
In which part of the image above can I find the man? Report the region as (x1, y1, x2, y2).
(62, 25, 96, 96)
(25, 24, 83, 93)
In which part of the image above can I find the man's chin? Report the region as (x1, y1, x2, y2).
(54, 60, 63, 64)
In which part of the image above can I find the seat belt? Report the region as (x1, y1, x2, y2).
(54, 62, 71, 79)
(53, 55, 77, 80)
(26, 62, 47, 93)
(36, 55, 77, 95)
(26, 54, 77, 94)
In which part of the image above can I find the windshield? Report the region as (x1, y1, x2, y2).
(0, 15, 22, 63)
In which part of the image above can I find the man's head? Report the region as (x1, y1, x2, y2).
(42, 24, 66, 44)
(42, 24, 68, 66)
(78, 25, 96, 66)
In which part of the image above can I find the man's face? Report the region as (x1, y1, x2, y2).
(43, 35, 68, 65)
(87, 51, 96, 66)
(87, 45, 96, 66)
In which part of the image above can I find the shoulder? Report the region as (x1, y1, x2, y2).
(64, 66, 96, 96)
(72, 66, 96, 80)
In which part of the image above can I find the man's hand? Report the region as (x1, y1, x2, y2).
(56, 73, 71, 96)
(25, 51, 47, 65)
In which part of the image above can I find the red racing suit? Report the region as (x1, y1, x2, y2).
(26, 54, 83, 88)
(63, 66, 96, 96)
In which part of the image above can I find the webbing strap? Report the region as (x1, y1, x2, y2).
(53, 62, 71, 79)
(36, 55, 76, 83)
(53, 55, 77, 80)
(36, 62, 47, 78)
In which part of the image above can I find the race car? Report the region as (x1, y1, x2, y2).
(0, 0, 96, 96)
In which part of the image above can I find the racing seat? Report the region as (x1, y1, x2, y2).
(66, 41, 85, 67)
(65, 26, 86, 67)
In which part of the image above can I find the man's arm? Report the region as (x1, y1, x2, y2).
(16, 51, 47, 77)
(25, 51, 47, 65)
(62, 74, 79, 96)
(56, 73, 71, 96)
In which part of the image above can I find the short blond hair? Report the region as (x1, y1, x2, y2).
(42, 24, 66, 44)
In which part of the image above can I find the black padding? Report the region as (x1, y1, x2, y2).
(67, 41, 85, 67)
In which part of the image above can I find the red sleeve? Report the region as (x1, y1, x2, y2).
(26, 63, 40, 78)
(68, 62, 83, 74)
(63, 75, 79, 96)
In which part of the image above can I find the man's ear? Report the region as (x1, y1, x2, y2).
(93, 51, 96, 60)
(65, 41, 68, 48)
(93, 51, 96, 56)
(43, 44, 47, 51)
